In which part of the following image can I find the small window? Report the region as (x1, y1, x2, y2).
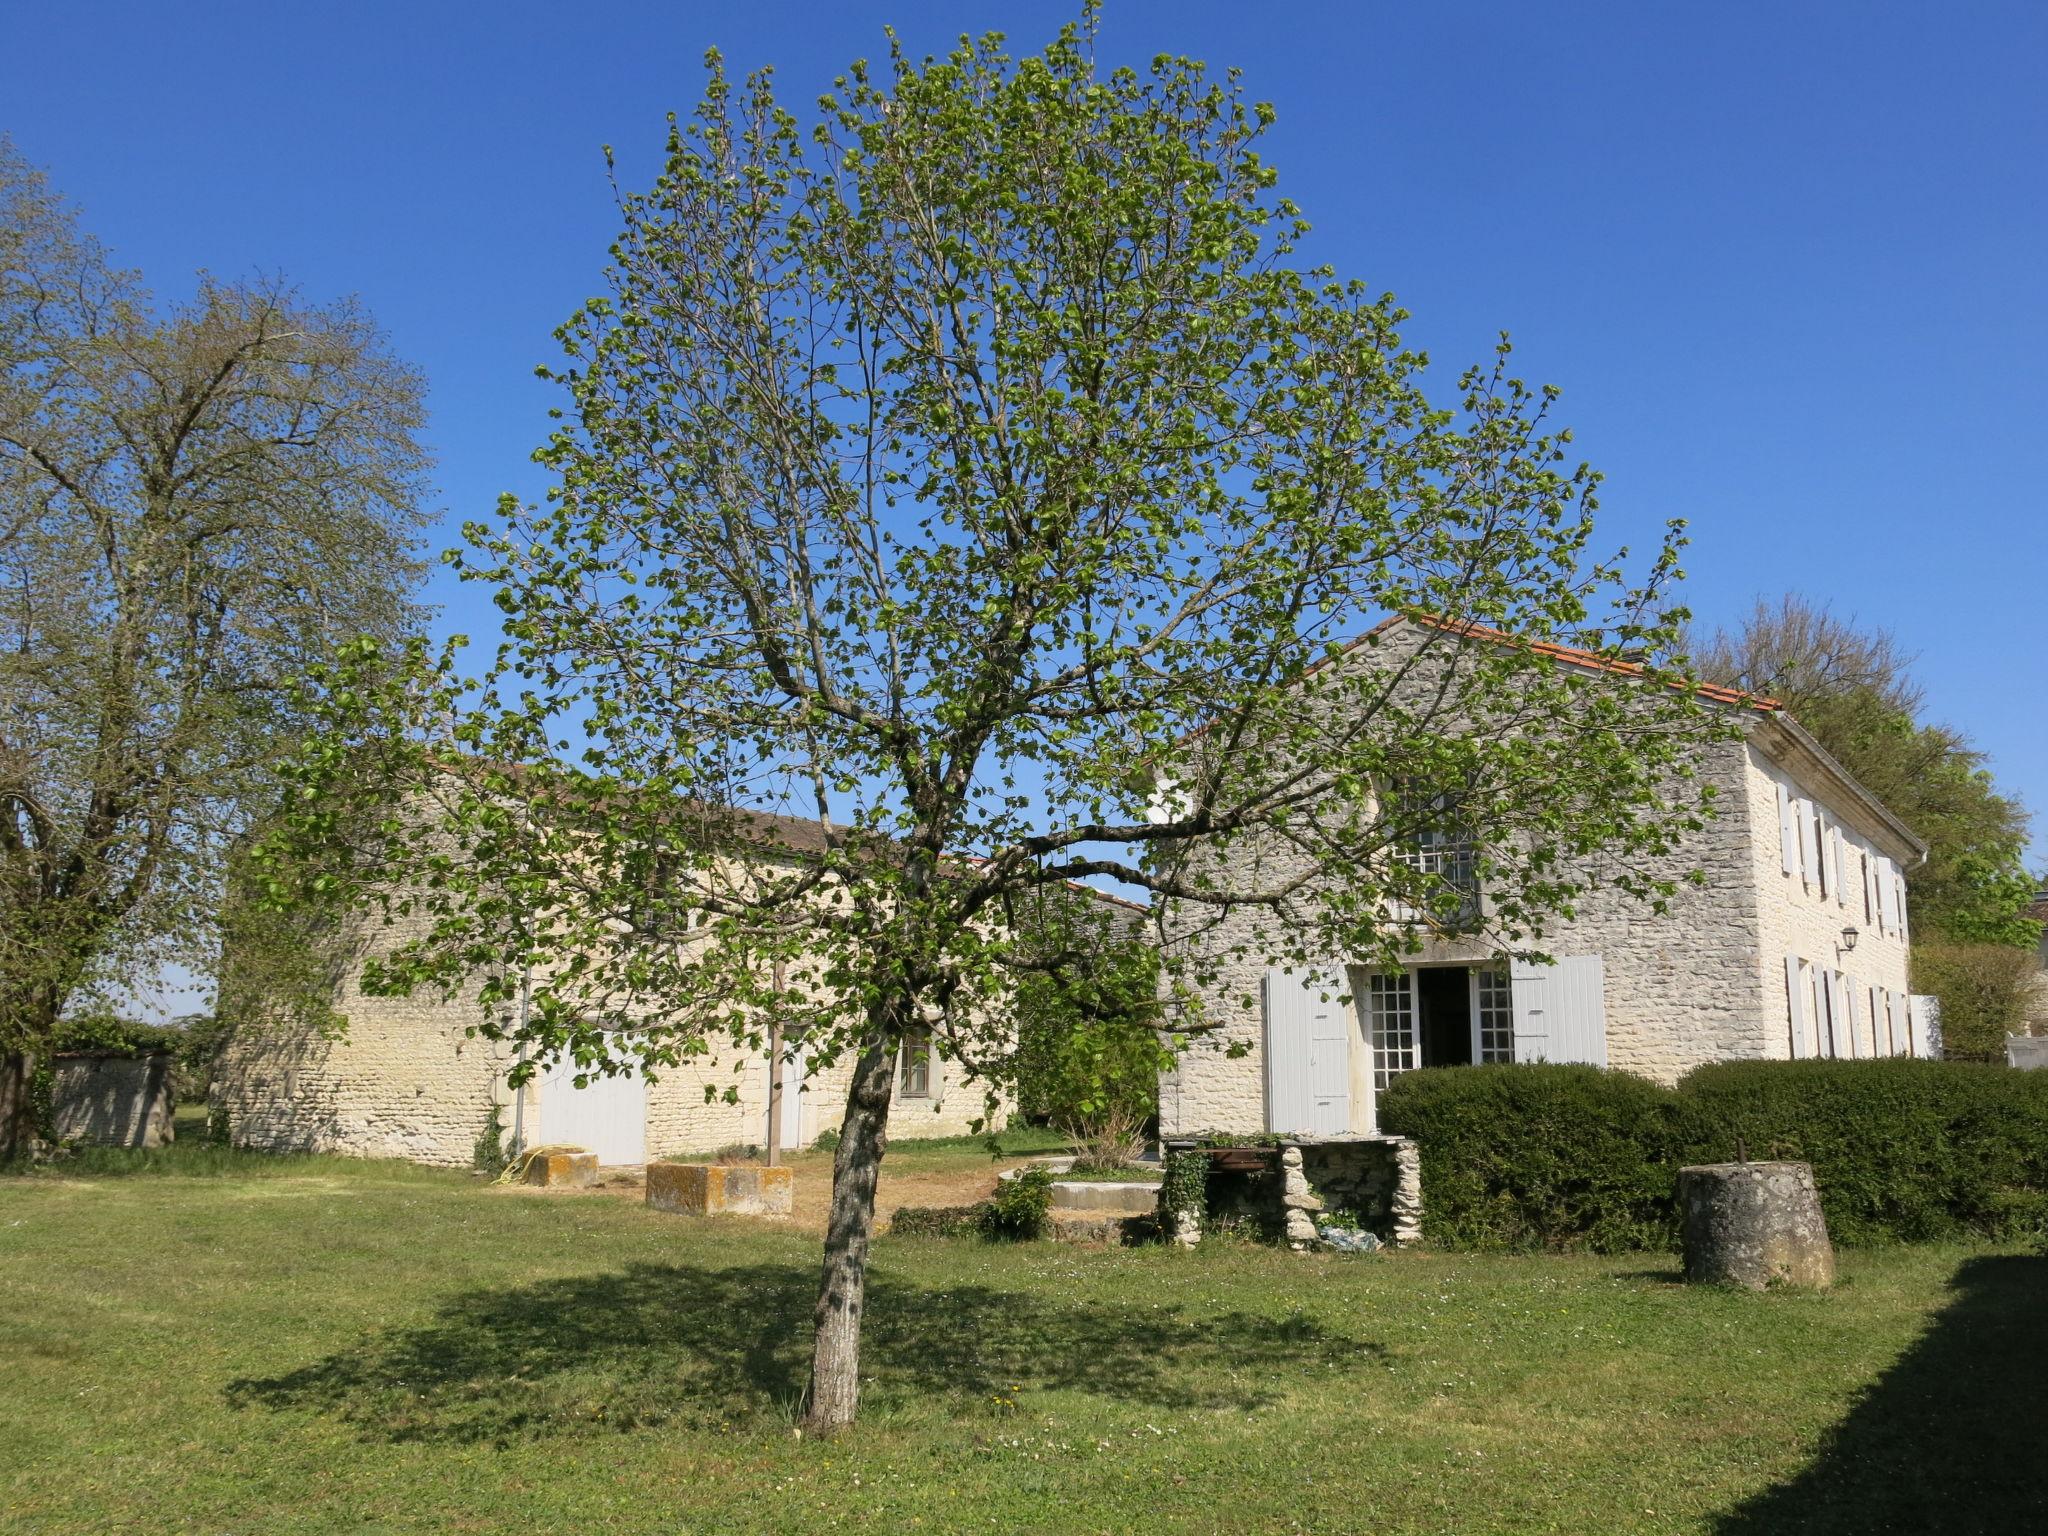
(898, 1029, 932, 1098)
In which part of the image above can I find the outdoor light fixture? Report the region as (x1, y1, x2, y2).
(1839, 925, 1860, 953)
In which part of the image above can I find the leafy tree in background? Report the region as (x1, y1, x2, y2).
(265, 13, 1715, 1432)
(0, 139, 430, 1152)
(1008, 895, 1166, 1166)
(1689, 596, 2039, 948)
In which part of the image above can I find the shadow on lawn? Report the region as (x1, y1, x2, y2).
(1714, 1254, 2048, 1535)
(229, 1259, 1383, 1442)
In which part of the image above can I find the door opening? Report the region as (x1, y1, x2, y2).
(1416, 967, 1474, 1067)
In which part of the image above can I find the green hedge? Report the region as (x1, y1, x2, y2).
(1377, 1064, 1693, 1252)
(1378, 1059, 2048, 1252)
(1682, 1059, 2048, 1245)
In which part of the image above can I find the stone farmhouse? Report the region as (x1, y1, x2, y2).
(1158, 614, 1937, 1141)
(213, 804, 1001, 1167)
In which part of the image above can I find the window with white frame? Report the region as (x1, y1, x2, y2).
(1389, 783, 1479, 924)
(1367, 970, 1417, 1090)
(1475, 967, 1515, 1063)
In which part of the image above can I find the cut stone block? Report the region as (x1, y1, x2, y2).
(522, 1150, 598, 1188)
(1048, 1180, 1161, 1215)
(1678, 1161, 1834, 1290)
(646, 1162, 794, 1218)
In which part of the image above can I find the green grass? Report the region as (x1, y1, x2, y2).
(3, 1147, 2043, 1535)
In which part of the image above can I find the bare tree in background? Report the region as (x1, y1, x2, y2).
(0, 139, 431, 1151)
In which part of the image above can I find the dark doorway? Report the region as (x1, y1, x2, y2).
(1416, 967, 1472, 1067)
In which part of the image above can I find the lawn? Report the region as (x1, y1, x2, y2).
(2, 1141, 2042, 1535)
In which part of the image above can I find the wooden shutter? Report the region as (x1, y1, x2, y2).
(1784, 954, 1807, 1058)
(1908, 993, 1940, 1058)
(1512, 956, 1606, 1065)
(1776, 782, 1798, 875)
(1875, 857, 1897, 934)
(1828, 970, 1856, 1059)
(1825, 822, 1844, 905)
(1894, 870, 1910, 944)
(1264, 966, 1349, 1136)
(1797, 799, 1821, 887)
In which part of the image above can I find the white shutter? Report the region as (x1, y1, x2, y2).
(1776, 782, 1799, 875)
(1909, 993, 1941, 1058)
(1824, 821, 1843, 904)
(1512, 956, 1606, 1065)
(1797, 800, 1821, 888)
(1861, 850, 1878, 927)
(1784, 954, 1807, 1058)
(1894, 871, 1910, 944)
(1827, 971, 1855, 1059)
(1264, 966, 1349, 1136)
(1876, 857, 1896, 935)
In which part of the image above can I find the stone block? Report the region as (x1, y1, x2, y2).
(1678, 1161, 1833, 1289)
(522, 1150, 599, 1188)
(646, 1161, 794, 1218)
(1047, 1179, 1161, 1215)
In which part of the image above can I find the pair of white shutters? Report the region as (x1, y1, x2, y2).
(1776, 781, 1909, 939)
(1783, 955, 1931, 1058)
(1264, 958, 1608, 1136)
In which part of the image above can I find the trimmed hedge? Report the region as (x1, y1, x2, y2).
(1379, 1059, 2048, 1252)
(1377, 1064, 1692, 1252)
(1683, 1059, 2048, 1245)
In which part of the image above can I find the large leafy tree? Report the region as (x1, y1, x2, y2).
(0, 140, 430, 1150)
(1689, 596, 2038, 947)
(267, 16, 1714, 1432)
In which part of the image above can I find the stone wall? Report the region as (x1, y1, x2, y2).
(214, 905, 1004, 1168)
(1743, 732, 1915, 1059)
(1156, 620, 1925, 1139)
(1162, 1137, 1422, 1249)
(50, 1053, 175, 1148)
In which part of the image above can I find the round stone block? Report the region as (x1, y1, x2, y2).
(1677, 1161, 1834, 1290)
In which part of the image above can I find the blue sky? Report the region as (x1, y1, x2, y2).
(8, 1, 2044, 1005)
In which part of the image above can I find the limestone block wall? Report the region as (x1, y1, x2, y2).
(1159, 723, 1772, 1136)
(1743, 736, 1915, 1058)
(50, 1053, 175, 1149)
(216, 899, 1007, 1168)
(213, 911, 519, 1167)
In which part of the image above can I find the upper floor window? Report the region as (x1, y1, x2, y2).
(1389, 783, 1479, 925)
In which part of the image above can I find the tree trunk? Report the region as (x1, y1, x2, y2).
(0, 1050, 35, 1160)
(801, 1032, 897, 1434)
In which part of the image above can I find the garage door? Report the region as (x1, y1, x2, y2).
(537, 1056, 648, 1165)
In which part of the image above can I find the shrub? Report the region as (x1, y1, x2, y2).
(471, 1104, 509, 1177)
(1679, 1058, 2048, 1244)
(889, 1203, 993, 1238)
(1380, 1058, 2048, 1251)
(1379, 1064, 1692, 1252)
(1910, 942, 2039, 1062)
(983, 1165, 1055, 1240)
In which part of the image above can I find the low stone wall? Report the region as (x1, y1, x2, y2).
(646, 1162, 794, 1218)
(1161, 1136, 1422, 1249)
(50, 1053, 174, 1149)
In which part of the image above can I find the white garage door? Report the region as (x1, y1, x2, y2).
(537, 1057, 648, 1165)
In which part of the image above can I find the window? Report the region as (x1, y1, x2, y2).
(1366, 971, 1416, 1091)
(1389, 783, 1479, 926)
(1474, 967, 1515, 1063)
(898, 1029, 932, 1098)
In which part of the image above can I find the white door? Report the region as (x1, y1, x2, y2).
(1264, 966, 1350, 1135)
(1509, 955, 1608, 1065)
(538, 1056, 648, 1165)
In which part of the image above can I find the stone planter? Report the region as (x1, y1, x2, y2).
(521, 1150, 599, 1188)
(1678, 1161, 1834, 1290)
(646, 1162, 794, 1218)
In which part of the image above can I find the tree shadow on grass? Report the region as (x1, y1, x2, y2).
(228, 1259, 1385, 1443)
(1714, 1254, 2048, 1535)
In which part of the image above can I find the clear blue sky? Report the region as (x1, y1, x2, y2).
(8, 0, 2044, 953)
